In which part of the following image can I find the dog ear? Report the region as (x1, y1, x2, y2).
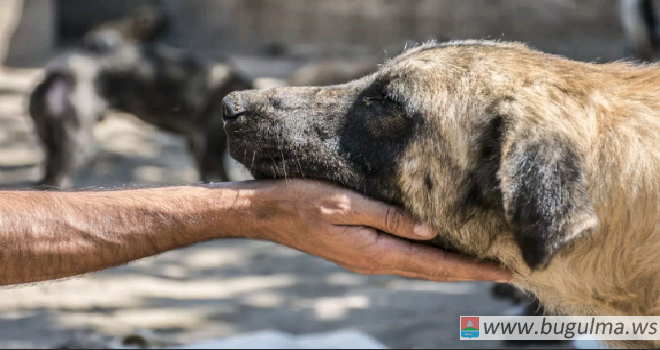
(499, 135, 599, 271)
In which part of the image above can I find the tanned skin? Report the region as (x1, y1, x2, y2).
(0, 180, 511, 286)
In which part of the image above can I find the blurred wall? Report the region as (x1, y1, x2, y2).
(1, 0, 55, 66)
(3, 0, 628, 66)
(0, 0, 23, 64)
(57, 0, 164, 46)
(161, 0, 625, 61)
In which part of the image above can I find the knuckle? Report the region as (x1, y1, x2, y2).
(321, 193, 354, 217)
(334, 194, 353, 212)
(385, 207, 406, 232)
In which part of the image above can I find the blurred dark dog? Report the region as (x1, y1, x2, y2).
(28, 5, 252, 188)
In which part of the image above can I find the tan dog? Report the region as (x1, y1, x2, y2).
(222, 39, 660, 348)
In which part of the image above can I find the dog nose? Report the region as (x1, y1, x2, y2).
(222, 92, 246, 121)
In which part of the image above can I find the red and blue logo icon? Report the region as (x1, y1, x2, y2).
(461, 317, 480, 338)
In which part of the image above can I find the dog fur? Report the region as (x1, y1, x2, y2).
(28, 36, 251, 188)
(223, 39, 660, 348)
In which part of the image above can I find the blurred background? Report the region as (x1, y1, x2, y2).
(0, 0, 643, 348)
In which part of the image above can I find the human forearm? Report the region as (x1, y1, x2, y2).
(0, 183, 254, 286)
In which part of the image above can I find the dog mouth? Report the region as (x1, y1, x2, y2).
(249, 156, 302, 180)
(245, 154, 496, 265)
(228, 144, 315, 180)
(228, 140, 367, 193)
(248, 156, 341, 184)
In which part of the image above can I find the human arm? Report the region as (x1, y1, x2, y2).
(0, 180, 512, 286)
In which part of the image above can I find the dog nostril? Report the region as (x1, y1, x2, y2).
(222, 101, 233, 120)
(222, 94, 245, 121)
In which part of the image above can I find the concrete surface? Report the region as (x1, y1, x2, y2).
(170, 330, 388, 349)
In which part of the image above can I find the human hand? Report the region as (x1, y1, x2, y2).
(246, 179, 513, 283)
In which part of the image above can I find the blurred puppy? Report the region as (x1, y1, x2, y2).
(28, 9, 251, 188)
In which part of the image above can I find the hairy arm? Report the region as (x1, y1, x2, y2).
(0, 184, 255, 285)
(0, 180, 512, 286)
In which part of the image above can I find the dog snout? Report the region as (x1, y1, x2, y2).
(222, 92, 247, 121)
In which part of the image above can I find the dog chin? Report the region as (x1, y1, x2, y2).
(249, 162, 364, 192)
(250, 169, 276, 180)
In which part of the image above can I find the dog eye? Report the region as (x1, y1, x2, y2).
(363, 95, 397, 106)
(363, 96, 381, 106)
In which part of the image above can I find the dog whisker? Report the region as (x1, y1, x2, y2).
(269, 156, 279, 178)
(293, 150, 305, 179)
(280, 149, 288, 181)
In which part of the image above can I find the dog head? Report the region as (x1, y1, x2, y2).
(223, 40, 599, 272)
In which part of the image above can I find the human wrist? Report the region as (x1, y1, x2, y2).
(209, 180, 302, 244)
(191, 180, 281, 242)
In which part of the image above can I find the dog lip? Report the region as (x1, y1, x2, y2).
(221, 108, 245, 122)
(251, 169, 274, 180)
(222, 114, 245, 133)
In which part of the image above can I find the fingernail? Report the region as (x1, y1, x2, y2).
(413, 222, 436, 239)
